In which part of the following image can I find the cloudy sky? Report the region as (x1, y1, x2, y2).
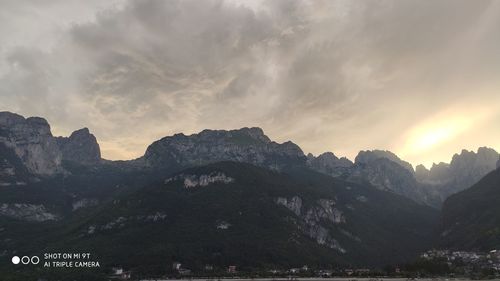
(1, 0, 500, 167)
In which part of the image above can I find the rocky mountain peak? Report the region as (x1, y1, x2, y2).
(477, 146, 497, 155)
(143, 127, 305, 170)
(0, 112, 61, 177)
(318, 152, 352, 166)
(307, 151, 353, 177)
(70, 127, 91, 138)
(25, 117, 52, 136)
(236, 127, 270, 142)
(415, 164, 430, 182)
(306, 149, 439, 206)
(450, 147, 498, 169)
(56, 128, 101, 165)
(193, 127, 271, 144)
(476, 147, 499, 166)
(447, 147, 498, 176)
(355, 150, 414, 173)
(424, 162, 451, 184)
(0, 112, 105, 183)
(318, 151, 338, 160)
(416, 147, 500, 201)
(0, 111, 26, 127)
(340, 150, 443, 205)
(0, 112, 53, 137)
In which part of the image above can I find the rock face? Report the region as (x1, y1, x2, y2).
(307, 149, 439, 206)
(165, 172, 234, 188)
(449, 147, 499, 187)
(344, 150, 439, 206)
(0, 203, 59, 222)
(56, 128, 101, 165)
(275, 196, 302, 216)
(0, 112, 63, 178)
(310, 148, 497, 207)
(143, 127, 306, 170)
(0, 141, 31, 186)
(417, 147, 499, 200)
(415, 164, 430, 182)
(72, 198, 99, 211)
(0, 112, 102, 185)
(349, 158, 426, 204)
(349, 157, 414, 190)
(307, 152, 353, 177)
(355, 150, 414, 174)
(276, 196, 347, 252)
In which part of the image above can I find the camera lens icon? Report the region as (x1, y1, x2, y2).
(12, 255, 39, 265)
(11, 256, 20, 264)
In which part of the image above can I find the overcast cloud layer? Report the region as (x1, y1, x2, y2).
(1, 0, 500, 167)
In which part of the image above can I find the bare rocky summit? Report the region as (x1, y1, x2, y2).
(0, 112, 101, 185)
(416, 147, 499, 200)
(0, 112, 63, 178)
(307, 152, 353, 177)
(56, 128, 101, 165)
(143, 127, 307, 170)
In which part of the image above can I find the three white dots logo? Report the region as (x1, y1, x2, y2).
(11, 255, 39, 265)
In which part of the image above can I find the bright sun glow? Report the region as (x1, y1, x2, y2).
(395, 103, 498, 167)
(412, 126, 458, 151)
(400, 108, 478, 158)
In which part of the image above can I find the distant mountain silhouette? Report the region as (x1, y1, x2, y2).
(416, 147, 499, 201)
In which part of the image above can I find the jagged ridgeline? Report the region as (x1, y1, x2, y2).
(0, 111, 497, 278)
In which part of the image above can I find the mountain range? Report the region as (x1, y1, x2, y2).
(1, 111, 496, 206)
(0, 111, 499, 279)
(416, 147, 499, 201)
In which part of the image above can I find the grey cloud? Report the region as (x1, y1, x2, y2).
(1, 0, 500, 164)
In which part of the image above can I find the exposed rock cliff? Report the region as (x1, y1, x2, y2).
(56, 128, 101, 165)
(307, 152, 353, 177)
(355, 150, 414, 174)
(143, 127, 306, 170)
(165, 172, 234, 188)
(307, 149, 439, 206)
(276, 196, 346, 252)
(417, 147, 499, 200)
(0, 112, 102, 186)
(0, 203, 59, 222)
(344, 150, 438, 206)
(0, 112, 63, 177)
